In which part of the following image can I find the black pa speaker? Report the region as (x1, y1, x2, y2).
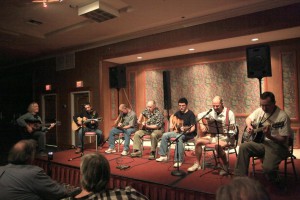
(109, 65, 126, 89)
(246, 45, 272, 78)
(163, 71, 171, 110)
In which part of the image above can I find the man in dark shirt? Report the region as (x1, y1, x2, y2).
(73, 103, 103, 154)
(156, 97, 196, 167)
(0, 139, 67, 200)
(17, 102, 55, 156)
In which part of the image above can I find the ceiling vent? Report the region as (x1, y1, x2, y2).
(78, 1, 119, 23)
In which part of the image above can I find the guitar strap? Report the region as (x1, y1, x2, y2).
(225, 107, 230, 126)
(225, 107, 231, 135)
(259, 106, 277, 126)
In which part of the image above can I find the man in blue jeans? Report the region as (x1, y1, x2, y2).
(73, 103, 103, 154)
(156, 98, 196, 167)
(105, 104, 137, 156)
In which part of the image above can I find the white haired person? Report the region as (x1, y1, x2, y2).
(73, 153, 148, 200)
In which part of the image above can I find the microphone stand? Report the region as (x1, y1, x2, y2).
(170, 124, 194, 176)
(68, 126, 85, 161)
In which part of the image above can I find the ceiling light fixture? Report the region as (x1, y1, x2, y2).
(137, 56, 143, 59)
(188, 48, 195, 51)
(32, 0, 63, 7)
(251, 38, 259, 42)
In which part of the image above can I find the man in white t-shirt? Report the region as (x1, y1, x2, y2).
(234, 91, 292, 186)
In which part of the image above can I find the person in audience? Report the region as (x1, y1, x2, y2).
(216, 177, 270, 200)
(0, 139, 68, 200)
(188, 96, 236, 176)
(73, 103, 103, 154)
(130, 100, 164, 160)
(234, 92, 292, 186)
(105, 104, 137, 156)
(73, 153, 148, 200)
(17, 102, 56, 156)
(156, 97, 196, 167)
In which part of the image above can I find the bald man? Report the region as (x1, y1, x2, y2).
(105, 104, 137, 156)
(187, 96, 236, 176)
(130, 100, 164, 160)
(0, 140, 67, 200)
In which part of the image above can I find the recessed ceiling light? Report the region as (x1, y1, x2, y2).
(188, 48, 195, 51)
(251, 38, 259, 42)
(137, 56, 143, 59)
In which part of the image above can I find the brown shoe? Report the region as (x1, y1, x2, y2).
(75, 148, 81, 154)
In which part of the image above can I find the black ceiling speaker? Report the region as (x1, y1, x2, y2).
(109, 65, 126, 89)
(246, 45, 272, 78)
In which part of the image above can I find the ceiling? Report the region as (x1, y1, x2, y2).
(1, 0, 300, 68)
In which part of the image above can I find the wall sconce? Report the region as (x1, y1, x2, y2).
(76, 81, 83, 88)
(45, 84, 52, 91)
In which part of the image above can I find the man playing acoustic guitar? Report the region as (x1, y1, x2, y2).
(156, 97, 196, 167)
(187, 96, 236, 176)
(17, 102, 56, 156)
(130, 100, 164, 160)
(73, 103, 103, 154)
(105, 104, 137, 156)
(234, 92, 292, 187)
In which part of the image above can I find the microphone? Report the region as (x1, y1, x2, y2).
(205, 108, 213, 115)
(197, 109, 213, 122)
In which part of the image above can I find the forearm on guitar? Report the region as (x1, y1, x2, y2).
(186, 125, 195, 133)
(122, 125, 131, 129)
(267, 134, 287, 144)
(145, 124, 158, 130)
(245, 117, 252, 128)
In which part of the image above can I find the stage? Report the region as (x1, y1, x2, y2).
(34, 143, 300, 200)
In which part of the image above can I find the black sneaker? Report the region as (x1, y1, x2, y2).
(148, 152, 156, 160)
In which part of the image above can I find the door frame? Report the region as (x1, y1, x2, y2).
(41, 93, 57, 147)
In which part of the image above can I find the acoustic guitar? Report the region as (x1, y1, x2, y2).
(242, 121, 284, 143)
(25, 121, 60, 133)
(138, 115, 149, 130)
(72, 117, 102, 131)
(170, 115, 192, 133)
(200, 118, 236, 137)
(113, 113, 124, 129)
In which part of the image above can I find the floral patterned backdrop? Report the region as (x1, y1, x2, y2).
(146, 60, 260, 128)
(282, 52, 298, 120)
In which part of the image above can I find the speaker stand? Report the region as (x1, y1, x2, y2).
(257, 77, 262, 95)
(117, 88, 120, 107)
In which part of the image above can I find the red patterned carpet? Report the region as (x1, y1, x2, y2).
(34, 143, 300, 200)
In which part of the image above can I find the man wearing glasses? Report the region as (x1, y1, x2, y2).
(156, 97, 196, 167)
(234, 91, 292, 187)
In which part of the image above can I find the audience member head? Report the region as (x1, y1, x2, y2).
(8, 139, 37, 165)
(216, 177, 270, 200)
(80, 153, 110, 193)
(27, 102, 39, 113)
